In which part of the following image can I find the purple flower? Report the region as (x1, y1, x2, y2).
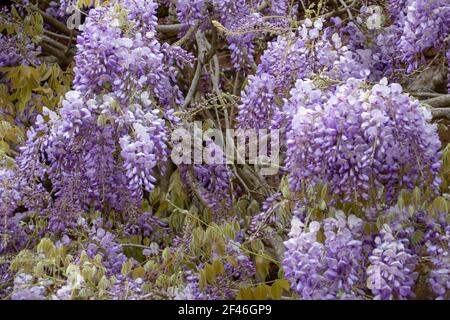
(285, 78, 441, 203)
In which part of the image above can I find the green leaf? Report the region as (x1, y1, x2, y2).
(412, 187, 421, 207)
(168, 169, 188, 209)
(227, 256, 238, 268)
(212, 259, 224, 275)
(121, 259, 133, 276)
(192, 227, 206, 247)
(320, 183, 328, 200)
(318, 199, 327, 210)
(215, 238, 226, 256)
(279, 176, 290, 198)
(132, 266, 145, 279)
(411, 230, 424, 247)
(236, 287, 253, 300)
(250, 239, 264, 253)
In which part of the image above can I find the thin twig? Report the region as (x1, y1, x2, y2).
(65, 29, 74, 54)
(121, 243, 155, 250)
(323, 0, 357, 19)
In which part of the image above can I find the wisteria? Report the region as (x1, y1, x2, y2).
(73, 0, 183, 106)
(1, 0, 450, 302)
(282, 204, 450, 300)
(392, 0, 450, 73)
(283, 213, 366, 299)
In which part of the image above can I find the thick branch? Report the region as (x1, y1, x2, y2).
(338, 0, 354, 20)
(156, 23, 188, 34)
(172, 21, 200, 48)
(41, 42, 73, 66)
(44, 29, 71, 41)
(422, 95, 450, 108)
(410, 92, 444, 99)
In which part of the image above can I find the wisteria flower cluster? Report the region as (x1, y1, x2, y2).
(283, 205, 449, 300)
(285, 77, 441, 203)
(283, 212, 366, 299)
(1, 0, 450, 301)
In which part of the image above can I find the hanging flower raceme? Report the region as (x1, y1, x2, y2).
(0, 6, 41, 71)
(282, 200, 450, 300)
(0, 33, 40, 69)
(2, 0, 450, 301)
(175, 0, 264, 70)
(285, 77, 441, 203)
(447, 48, 450, 94)
(383, 203, 450, 299)
(119, 108, 169, 199)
